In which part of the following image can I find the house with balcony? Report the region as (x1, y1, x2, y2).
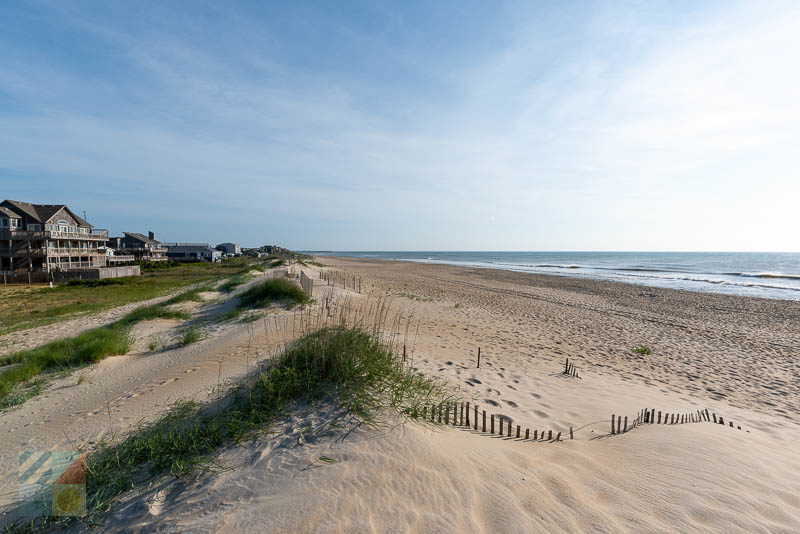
(107, 231, 168, 262)
(0, 199, 109, 273)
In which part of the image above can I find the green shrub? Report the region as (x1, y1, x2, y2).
(181, 326, 202, 345)
(238, 279, 310, 309)
(633, 346, 653, 355)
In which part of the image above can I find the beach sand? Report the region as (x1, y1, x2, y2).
(4, 258, 800, 532)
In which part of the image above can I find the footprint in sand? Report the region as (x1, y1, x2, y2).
(185, 368, 198, 373)
(160, 378, 179, 386)
(534, 410, 549, 418)
(485, 399, 500, 407)
(530, 393, 542, 399)
(503, 400, 518, 408)
(466, 377, 482, 385)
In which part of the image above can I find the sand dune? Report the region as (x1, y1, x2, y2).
(3, 259, 800, 532)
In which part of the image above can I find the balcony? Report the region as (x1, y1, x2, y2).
(0, 228, 109, 240)
(108, 255, 136, 263)
(46, 248, 104, 256)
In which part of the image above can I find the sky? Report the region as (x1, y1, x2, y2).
(1, 1, 798, 251)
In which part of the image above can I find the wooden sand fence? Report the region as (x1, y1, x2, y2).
(610, 407, 747, 435)
(411, 401, 570, 443)
(299, 270, 314, 297)
(321, 269, 362, 293)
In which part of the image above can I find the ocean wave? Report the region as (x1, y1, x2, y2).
(735, 272, 800, 281)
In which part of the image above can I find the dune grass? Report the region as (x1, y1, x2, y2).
(0, 303, 191, 409)
(219, 272, 251, 293)
(633, 345, 653, 355)
(0, 327, 132, 409)
(237, 278, 311, 309)
(181, 326, 203, 346)
(67, 326, 450, 524)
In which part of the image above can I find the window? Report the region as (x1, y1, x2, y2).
(28, 224, 41, 231)
(79, 227, 88, 234)
(0, 218, 7, 228)
(10, 218, 19, 228)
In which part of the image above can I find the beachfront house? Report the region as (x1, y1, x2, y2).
(216, 242, 241, 256)
(0, 199, 109, 274)
(107, 231, 168, 262)
(163, 242, 222, 262)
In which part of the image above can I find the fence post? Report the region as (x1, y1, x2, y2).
(507, 422, 512, 438)
(474, 405, 478, 430)
(623, 416, 627, 432)
(445, 403, 450, 425)
(617, 417, 622, 434)
(465, 402, 470, 427)
(548, 430, 553, 440)
(526, 428, 530, 439)
(477, 347, 481, 368)
(482, 410, 486, 432)
(556, 432, 561, 441)
(612, 414, 616, 434)
(657, 411, 662, 424)
(516, 425, 521, 438)
(534, 430, 538, 440)
(491, 414, 495, 434)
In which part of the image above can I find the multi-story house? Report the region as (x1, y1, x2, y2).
(0, 199, 108, 273)
(107, 232, 168, 262)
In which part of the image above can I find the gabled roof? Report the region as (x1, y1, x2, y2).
(0, 200, 93, 227)
(124, 232, 161, 245)
(0, 206, 20, 218)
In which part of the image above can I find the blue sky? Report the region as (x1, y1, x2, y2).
(1, 1, 798, 251)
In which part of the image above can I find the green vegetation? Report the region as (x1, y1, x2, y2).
(0, 259, 258, 335)
(268, 259, 286, 268)
(0, 327, 132, 409)
(181, 326, 203, 346)
(63, 327, 450, 525)
(0, 300, 192, 409)
(219, 272, 251, 292)
(633, 345, 653, 355)
(237, 279, 311, 309)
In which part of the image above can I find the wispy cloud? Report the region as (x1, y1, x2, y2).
(0, 1, 797, 250)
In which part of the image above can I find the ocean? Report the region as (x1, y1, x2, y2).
(308, 251, 800, 301)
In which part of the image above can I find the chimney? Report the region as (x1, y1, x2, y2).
(148, 231, 155, 241)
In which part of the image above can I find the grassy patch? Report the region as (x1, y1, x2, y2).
(0, 260, 258, 335)
(632, 345, 653, 355)
(0, 299, 194, 409)
(181, 326, 203, 346)
(237, 279, 310, 309)
(69, 327, 450, 524)
(0, 327, 133, 409)
(219, 273, 251, 293)
(268, 259, 286, 268)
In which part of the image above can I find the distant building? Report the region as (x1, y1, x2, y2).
(216, 242, 241, 255)
(107, 231, 168, 262)
(162, 242, 222, 262)
(1, 199, 109, 273)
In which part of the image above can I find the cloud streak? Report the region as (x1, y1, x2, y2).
(0, 0, 798, 250)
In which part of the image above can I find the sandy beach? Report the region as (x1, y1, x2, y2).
(3, 258, 800, 532)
